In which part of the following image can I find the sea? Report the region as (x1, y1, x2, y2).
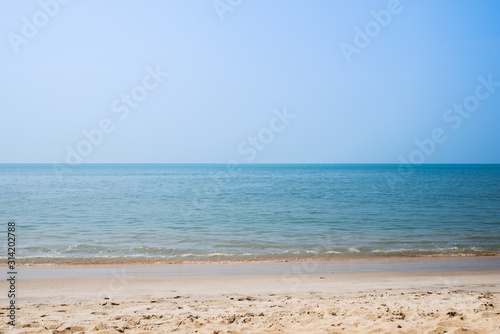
(0, 164, 499, 265)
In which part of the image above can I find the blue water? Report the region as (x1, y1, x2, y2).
(0, 164, 499, 264)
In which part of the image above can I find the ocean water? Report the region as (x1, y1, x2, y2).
(0, 164, 499, 264)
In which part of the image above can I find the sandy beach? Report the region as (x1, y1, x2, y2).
(1, 261, 499, 333)
(3, 0, 500, 330)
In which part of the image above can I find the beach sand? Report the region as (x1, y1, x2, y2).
(1, 267, 499, 333)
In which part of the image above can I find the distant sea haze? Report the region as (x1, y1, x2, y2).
(0, 164, 499, 264)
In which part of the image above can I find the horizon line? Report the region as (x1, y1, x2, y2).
(1, 163, 500, 165)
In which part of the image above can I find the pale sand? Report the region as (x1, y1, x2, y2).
(1, 269, 499, 333)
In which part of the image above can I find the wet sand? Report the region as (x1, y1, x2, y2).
(16, 255, 500, 279)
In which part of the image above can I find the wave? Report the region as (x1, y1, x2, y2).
(5, 246, 499, 265)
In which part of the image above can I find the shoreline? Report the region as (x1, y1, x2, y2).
(13, 253, 500, 267)
(14, 255, 500, 279)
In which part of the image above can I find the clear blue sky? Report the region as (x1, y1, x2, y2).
(1, 0, 499, 163)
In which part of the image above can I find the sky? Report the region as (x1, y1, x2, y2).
(1, 0, 499, 164)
